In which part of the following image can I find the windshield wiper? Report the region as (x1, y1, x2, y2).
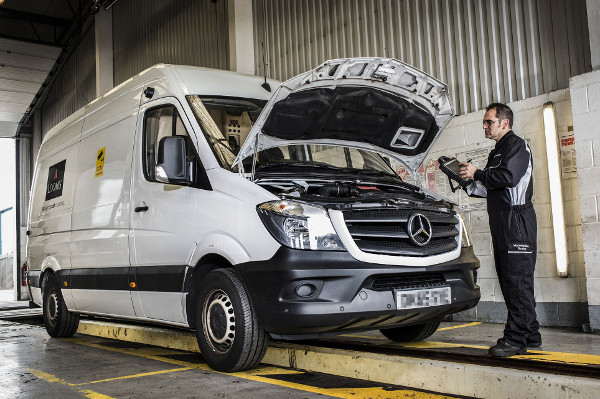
(255, 160, 342, 172)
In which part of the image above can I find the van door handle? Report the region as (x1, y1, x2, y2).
(135, 203, 149, 212)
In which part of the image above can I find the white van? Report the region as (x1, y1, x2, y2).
(27, 58, 480, 372)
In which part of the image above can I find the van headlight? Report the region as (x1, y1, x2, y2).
(257, 200, 346, 251)
(458, 213, 471, 248)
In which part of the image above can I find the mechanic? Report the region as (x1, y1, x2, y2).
(459, 102, 541, 357)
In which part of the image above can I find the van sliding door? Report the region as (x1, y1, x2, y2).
(69, 101, 138, 317)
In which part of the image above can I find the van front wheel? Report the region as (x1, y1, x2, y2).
(195, 268, 268, 372)
(380, 320, 441, 342)
(42, 273, 79, 337)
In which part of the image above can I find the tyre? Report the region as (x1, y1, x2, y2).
(380, 320, 441, 342)
(42, 273, 79, 338)
(195, 268, 268, 372)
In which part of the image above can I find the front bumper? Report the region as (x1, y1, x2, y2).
(236, 246, 480, 338)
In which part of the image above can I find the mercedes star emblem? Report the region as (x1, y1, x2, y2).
(407, 213, 433, 246)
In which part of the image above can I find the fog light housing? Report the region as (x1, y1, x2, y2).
(295, 283, 317, 298)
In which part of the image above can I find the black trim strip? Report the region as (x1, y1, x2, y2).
(135, 265, 187, 292)
(70, 267, 130, 291)
(65, 266, 187, 292)
(28, 270, 41, 288)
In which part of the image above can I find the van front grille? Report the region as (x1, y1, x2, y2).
(341, 208, 459, 257)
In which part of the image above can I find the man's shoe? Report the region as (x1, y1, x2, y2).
(489, 338, 527, 357)
(526, 341, 542, 349)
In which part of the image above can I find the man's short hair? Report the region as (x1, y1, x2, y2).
(486, 103, 513, 128)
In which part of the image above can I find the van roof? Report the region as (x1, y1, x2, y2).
(41, 64, 278, 145)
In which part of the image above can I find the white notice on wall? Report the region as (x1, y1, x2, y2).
(560, 130, 576, 176)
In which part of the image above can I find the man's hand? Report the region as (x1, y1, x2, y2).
(459, 162, 477, 180)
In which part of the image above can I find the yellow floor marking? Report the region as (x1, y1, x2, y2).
(340, 322, 481, 341)
(339, 333, 388, 340)
(79, 390, 116, 399)
(64, 336, 467, 399)
(329, 334, 600, 366)
(437, 322, 482, 331)
(27, 368, 70, 385)
(26, 368, 116, 399)
(397, 341, 489, 350)
(65, 336, 213, 370)
(69, 367, 193, 386)
(244, 366, 305, 376)
(229, 370, 466, 399)
(511, 351, 600, 366)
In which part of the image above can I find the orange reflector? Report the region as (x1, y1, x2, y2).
(63, 282, 68, 287)
(130, 282, 136, 288)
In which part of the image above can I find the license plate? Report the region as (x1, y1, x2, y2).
(396, 287, 451, 310)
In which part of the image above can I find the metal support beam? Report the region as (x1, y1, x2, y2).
(227, 0, 255, 75)
(587, 0, 600, 70)
(14, 138, 20, 301)
(95, 7, 114, 97)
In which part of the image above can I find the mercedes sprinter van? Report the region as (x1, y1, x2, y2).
(27, 58, 480, 372)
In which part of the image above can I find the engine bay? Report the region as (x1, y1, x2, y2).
(257, 178, 450, 210)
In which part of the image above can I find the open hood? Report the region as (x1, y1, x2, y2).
(235, 58, 454, 174)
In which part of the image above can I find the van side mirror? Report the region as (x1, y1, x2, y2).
(155, 136, 190, 184)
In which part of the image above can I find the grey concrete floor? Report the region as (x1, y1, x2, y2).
(0, 321, 331, 399)
(2, 293, 598, 398)
(337, 321, 600, 356)
(0, 320, 469, 399)
(433, 321, 600, 355)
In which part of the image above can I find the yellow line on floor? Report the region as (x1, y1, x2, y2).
(79, 390, 116, 399)
(65, 336, 468, 399)
(327, 333, 600, 366)
(26, 368, 117, 399)
(229, 370, 464, 399)
(64, 335, 213, 369)
(27, 368, 70, 385)
(340, 322, 481, 341)
(338, 333, 387, 340)
(513, 351, 600, 366)
(69, 367, 193, 386)
(397, 341, 489, 349)
(437, 322, 482, 331)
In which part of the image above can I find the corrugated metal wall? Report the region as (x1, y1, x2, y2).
(41, 26, 96, 135)
(113, 0, 229, 85)
(253, 0, 591, 115)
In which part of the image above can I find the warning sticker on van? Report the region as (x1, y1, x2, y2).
(46, 160, 66, 201)
(95, 147, 106, 178)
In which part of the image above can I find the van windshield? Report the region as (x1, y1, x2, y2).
(186, 95, 266, 169)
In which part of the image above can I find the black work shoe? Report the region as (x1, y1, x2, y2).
(488, 338, 527, 357)
(526, 341, 542, 349)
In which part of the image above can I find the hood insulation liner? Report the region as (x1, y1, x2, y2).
(261, 86, 439, 157)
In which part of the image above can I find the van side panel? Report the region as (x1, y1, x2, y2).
(69, 90, 140, 317)
(28, 109, 86, 309)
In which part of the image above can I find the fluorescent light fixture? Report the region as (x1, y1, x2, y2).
(542, 102, 569, 277)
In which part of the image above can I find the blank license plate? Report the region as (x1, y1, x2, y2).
(396, 287, 451, 310)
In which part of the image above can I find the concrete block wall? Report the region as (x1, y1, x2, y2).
(570, 69, 600, 332)
(0, 253, 14, 289)
(424, 89, 588, 327)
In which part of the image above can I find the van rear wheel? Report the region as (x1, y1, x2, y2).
(195, 268, 268, 372)
(42, 273, 79, 337)
(380, 320, 441, 342)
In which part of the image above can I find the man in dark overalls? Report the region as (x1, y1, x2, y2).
(459, 103, 541, 357)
